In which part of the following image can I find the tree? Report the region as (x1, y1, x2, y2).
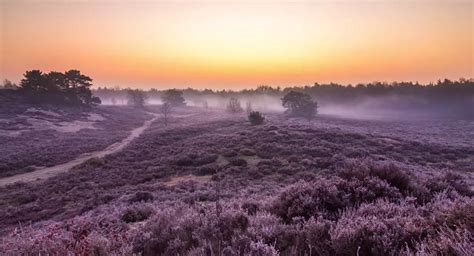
(227, 98, 243, 113)
(161, 102, 171, 126)
(127, 89, 147, 108)
(248, 111, 264, 125)
(162, 89, 186, 107)
(281, 91, 318, 119)
(20, 70, 46, 92)
(19, 69, 100, 106)
(63, 70, 99, 105)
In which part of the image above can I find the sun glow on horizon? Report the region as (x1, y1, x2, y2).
(1, 0, 472, 89)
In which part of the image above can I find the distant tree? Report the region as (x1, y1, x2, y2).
(162, 89, 186, 107)
(227, 98, 243, 113)
(246, 101, 252, 114)
(161, 102, 171, 126)
(127, 89, 147, 108)
(1, 79, 18, 90)
(281, 91, 318, 119)
(248, 111, 264, 125)
(111, 97, 117, 105)
(19, 69, 100, 106)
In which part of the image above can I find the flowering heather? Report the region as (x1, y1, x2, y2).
(0, 108, 472, 255)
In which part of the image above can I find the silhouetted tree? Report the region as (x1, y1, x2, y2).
(227, 98, 243, 113)
(282, 91, 318, 119)
(162, 89, 186, 107)
(161, 102, 171, 126)
(20, 70, 46, 92)
(19, 69, 100, 106)
(127, 89, 147, 108)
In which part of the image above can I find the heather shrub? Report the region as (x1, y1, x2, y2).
(242, 201, 259, 215)
(241, 148, 256, 156)
(176, 156, 194, 166)
(271, 177, 400, 222)
(129, 191, 154, 203)
(121, 205, 154, 223)
(195, 166, 217, 176)
(330, 199, 427, 255)
(229, 158, 248, 167)
(222, 150, 238, 157)
(413, 228, 473, 256)
(423, 172, 473, 197)
(248, 111, 265, 125)
(248, 241, 278, 255)
(338, 159, 412, 194)
(194, 154, 218, 166)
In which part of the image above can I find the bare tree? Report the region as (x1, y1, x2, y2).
(161, 102, 172, 126)
(226, 98, 243, 113)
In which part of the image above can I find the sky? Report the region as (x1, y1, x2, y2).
(1, 0, 473, 89)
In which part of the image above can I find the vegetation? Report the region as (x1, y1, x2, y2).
(227, 98, 243, 113)
(0, 109, 472, 255)
(126, 89, 147, 108)
(248, 111, 265, 125)
(0, 79, 18, 90)
(162, 89, 186, 107)
(282, 91, 318, 119)
(18, 70, 101, 106)
(161, 103, 171, 126)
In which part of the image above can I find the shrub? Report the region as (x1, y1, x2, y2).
(248, 111, 265, 125)
(121, 206, 154, 223)
(195, 166, 217, 176)
(129, 191, 154, 203)
(271, 177, 400, 222)
(229, 158, 248, 167)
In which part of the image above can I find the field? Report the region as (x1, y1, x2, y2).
(0, 105, 472, 255)
(0, 105, 151, 178)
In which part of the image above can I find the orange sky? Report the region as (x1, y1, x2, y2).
(1, 0, 473, 89)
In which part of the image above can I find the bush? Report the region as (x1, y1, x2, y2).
(248, 111, 265, 125)
(121, 206, 154, 223)
(271, 177, 400, 222)
(129, 192, 154, 203)
(229, 158, 248, 167)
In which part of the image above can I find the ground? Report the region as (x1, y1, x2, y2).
(0, 106, 472, 255)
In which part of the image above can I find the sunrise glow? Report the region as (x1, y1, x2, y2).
(1, 0, 473, 89)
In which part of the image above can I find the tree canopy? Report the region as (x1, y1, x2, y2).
(19, 69, 100, 106)
(162, 89, 186, 107)
(282, 91, 318, 119)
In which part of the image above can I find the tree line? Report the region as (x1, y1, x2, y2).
(93, 78, 473, 104)
(1, 70, 100, 107)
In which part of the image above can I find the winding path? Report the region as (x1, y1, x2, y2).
(0, 112, 159, 187)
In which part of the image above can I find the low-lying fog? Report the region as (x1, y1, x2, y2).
(98, 93, 473, 121)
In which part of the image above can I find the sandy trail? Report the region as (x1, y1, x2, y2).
(0, 112, 159, 187)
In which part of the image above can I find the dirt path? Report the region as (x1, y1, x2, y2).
(0, 112, 160, 187)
